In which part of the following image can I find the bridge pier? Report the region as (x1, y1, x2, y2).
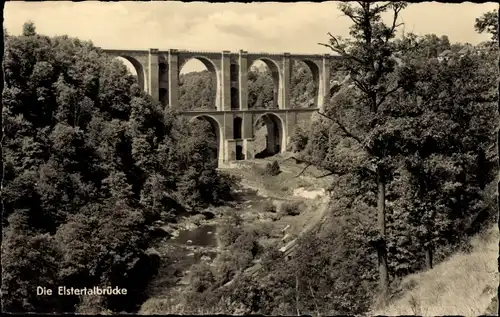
(168, 49, 179, 108)
(101, 48, 338, 167)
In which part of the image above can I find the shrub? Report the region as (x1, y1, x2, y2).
(217, 223, 243, 248)
(212, 252, 239, 285)
(261, 201, 276, 213)
(231, 229, 261, 257)
(191, 214, 205, 226)
(278, 201, 304, 217)
(288, 124, 309, 153)
(189, 263, 215, 293)
(265, 161, 281, 176)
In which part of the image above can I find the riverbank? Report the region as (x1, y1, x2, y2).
(139, 156, 334, 314)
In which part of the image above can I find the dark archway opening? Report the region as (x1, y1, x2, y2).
(254, 113, 283, 159)
(159, 88, 168, 106)
(233, 117, 242, 140)
(231, 87, 239, 110)
(159, 62, 169, 106)
(235, 145, 244, 160)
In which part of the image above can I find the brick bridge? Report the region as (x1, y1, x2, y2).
(102, 48, 339, 166)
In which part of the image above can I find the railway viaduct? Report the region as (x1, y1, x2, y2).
(102, 48, 339, 166)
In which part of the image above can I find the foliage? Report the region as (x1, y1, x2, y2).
(474, 10, 499, 43)
(189, 263, 216, 293)
(288, 123, 310, 152)
(261, 201, 277, 213)
(217, 212, 244, 248)
(278, 201, 304, 217)
(1, 23, 231, 313)
(300, 1, 498, 310)
(178, 62, 320, 111)
(265, 160, 281, 176)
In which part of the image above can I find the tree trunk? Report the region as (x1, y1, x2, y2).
(295, 273, 300, 316)
(377, 165, 389, 308)
(425, 243, 433, 269)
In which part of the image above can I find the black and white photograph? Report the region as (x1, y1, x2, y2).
(1, 0, 499, 315)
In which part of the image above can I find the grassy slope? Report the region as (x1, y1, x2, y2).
(372, 225, 499, 316)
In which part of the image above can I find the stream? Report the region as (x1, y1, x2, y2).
(148, 183, 324, 294)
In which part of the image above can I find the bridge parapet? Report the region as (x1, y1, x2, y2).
(101, 48, 149, 55)
(246, 52, 289, 57)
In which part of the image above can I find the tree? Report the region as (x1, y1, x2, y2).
(22, 21, 36, 36)
(2, 22, 231, 313)
(474, 10, 499, 43)
(395, 47, 498, 270)
(311, 2, 414, 307)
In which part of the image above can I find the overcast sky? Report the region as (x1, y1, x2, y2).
(4, 1, 498, 73)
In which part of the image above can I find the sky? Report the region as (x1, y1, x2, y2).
(4, 1, 498, 73)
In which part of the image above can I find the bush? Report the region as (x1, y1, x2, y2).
(265, 161, 281, 176)
(288, 124, 309, 153)
(231, 229, 261, 258)
(278, 201, 304, 217)
(189, 263, 215, 293)
(261, 201, 276, 213)
(212, 252, 239, 285)
(217, 223, 243, 248)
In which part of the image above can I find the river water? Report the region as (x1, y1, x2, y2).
(170, 224, 218, 247)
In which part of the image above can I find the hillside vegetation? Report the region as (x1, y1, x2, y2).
(2, 22, 232, 313)
(2, 3, 498, 315)
(373, 225, 498, 316)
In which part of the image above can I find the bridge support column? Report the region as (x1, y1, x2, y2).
(168, 49, 179, 108)
(148, 49, 159, 102)
(280, 53, 291, 109)
(238, 50, 248, 110)
(318, 54, 330, 112)
(284, 111, 297, 150)
(221, 51, 232, 111)
(225, 139, 239, 162)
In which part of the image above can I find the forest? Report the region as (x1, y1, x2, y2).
(1, 2, 498, 315)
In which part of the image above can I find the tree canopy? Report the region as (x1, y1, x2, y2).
(2, 23, 231, 313)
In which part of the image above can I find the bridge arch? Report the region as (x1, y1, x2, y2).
(115, 56, 147, 92)
(254, 112, 285, 158)
(189, 114, 223, 163)
(292, 59, 320, 108)
(248, 58, 282, 109)
(179, 56, 220, 110)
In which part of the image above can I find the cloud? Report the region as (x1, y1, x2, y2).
(4, 1, 497, 55)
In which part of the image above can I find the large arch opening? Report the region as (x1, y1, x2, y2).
(253, 113, 284, 159)
(291, 59, 319, 109)
(248, 59, 280, 110)
(159, 62, 169, 106)
(179, 57, 219, 111)
(190, 115, 222, 163)
(116, 56, 146, 91)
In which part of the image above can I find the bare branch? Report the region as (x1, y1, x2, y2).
(316, 171, 339, 179)
(341, 6, 364, 26)
(327, 32, 341, 47)
(318, 41, 365, 66)
(317, 111, 363, 143)
(308, 282, 321, 316)
(288, 156, 345, 179)
(376, 84, 402, 108)
(351, 76, 371, 95)
(385, 3, 405, 43)
(295, 162, 312, 178)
